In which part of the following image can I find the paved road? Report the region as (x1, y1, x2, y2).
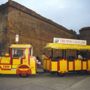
(0, 73, 90, 90)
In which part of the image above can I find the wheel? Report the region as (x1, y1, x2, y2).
(43, 69, 47, 72)
(16, 65, 31, 77)
(50, 72, 56, 74)
(19, 73, 29, 77)
(57, 72, 65, 77)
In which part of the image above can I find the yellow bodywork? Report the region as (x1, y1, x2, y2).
(10, 44, 32, 48)
(12, 58, 21, 69)
(43, 58, 58, 72)
(58, 59, 68, 73)
(43, 43, 90, 74)
(43, 58, 51, 71)
(51, 61, 57, 71)
(30, 57, 36, 74)
(68, 61, 73, 71)
(0, 44, 36, 75)
(82, 61, 87, 70)
(46, 59, 51, 71)
(0, 57, 10, 64)
(87, 60, 90, 71)
(0, 69, 16, 74)
(74, 59, 81, 71)
(45, 43, 90, 50)
(43, 59, 47, 70)
(43, 58, 90, 74)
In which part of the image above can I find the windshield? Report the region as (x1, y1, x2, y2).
(12, 48, 24, 58)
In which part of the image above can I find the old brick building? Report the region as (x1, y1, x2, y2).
(79, 27, 90, 45)
(0, 1, 77, 56)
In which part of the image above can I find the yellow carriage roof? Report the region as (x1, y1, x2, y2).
(10, 44, 32, 48)
(45, 43, 90, 50)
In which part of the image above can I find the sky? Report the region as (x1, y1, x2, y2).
(0, 0, 90, 33)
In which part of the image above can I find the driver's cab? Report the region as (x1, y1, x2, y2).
(10, 44, 33, 68)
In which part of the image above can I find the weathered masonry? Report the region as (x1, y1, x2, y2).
(79, 27, 90, 45)
(0, 1, 77, 56)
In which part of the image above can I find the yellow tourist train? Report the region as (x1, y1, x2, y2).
(0, 42, 90, 77)
(43, 43, 90, 75)
(0, 44, 36, 76)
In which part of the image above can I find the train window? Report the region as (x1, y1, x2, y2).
(67, 56, 75, 61)
(50, 49, 62, 61)
(12, 49, 24, 58)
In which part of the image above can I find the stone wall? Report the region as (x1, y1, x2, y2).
(0, 4, 8, 51)
(0, 1, 77, 56)
(79, 27, 90, 45)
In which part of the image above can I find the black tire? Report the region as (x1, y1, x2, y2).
(43, 69, 47, 72)
(19, 73, 29, 77)
(57, 72, 65, 77)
